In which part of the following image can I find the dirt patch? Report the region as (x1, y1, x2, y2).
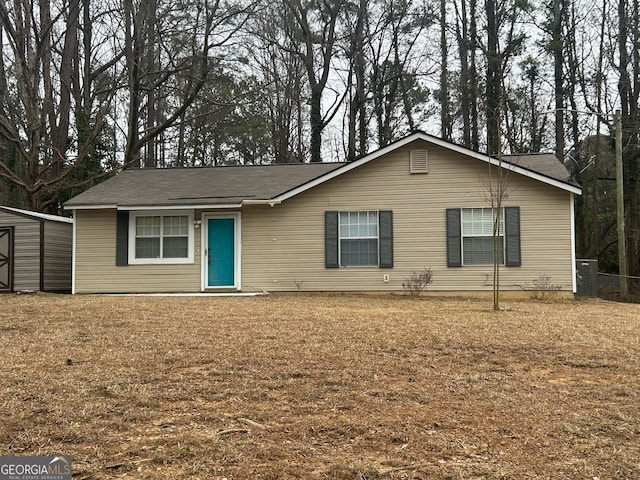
(0, 293, 638, 479)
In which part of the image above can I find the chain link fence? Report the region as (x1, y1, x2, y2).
(597, 272, 640, 301)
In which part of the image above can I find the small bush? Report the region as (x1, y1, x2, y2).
(402, 267, 433, 296)
(522, 273, 561, 300)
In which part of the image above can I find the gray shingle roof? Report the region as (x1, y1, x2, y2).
(501, 153, 576, 186)
(64, 163, 345, 208)
(64, 133, 579, 209)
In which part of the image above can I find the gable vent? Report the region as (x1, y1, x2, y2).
(410, 149, 429, 173)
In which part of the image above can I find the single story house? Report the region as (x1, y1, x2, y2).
(0, 206, 73, 292)
(64, 132, 582, 295)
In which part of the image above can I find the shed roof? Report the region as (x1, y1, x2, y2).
(0, 206, 73, 223)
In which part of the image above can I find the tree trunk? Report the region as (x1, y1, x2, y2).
(552, 0, 565, 160)
(440, 0, 451, 140)
(485, 0, 500, 155)
(469, 0, 479, 151)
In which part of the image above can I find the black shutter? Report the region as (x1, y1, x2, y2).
(325, 211, 339, 268)
(446, 208, 462, 267)
(116, 211, 129, 266)
(378, 210, 393, 268)
(504, 206, 521, 266)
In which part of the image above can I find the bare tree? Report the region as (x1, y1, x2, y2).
(368, 0, 433, 147)
(453, 0, 480, 149)
(439, 0, 452, 140)
(481, 143, 513, 311)
(281, 0, 345, 163)
(249, 1, 309, 163)
(343, 0, 369, 160)
(0, 0, 116, 212)
(482, 0, 527, 154)
(121, 0, 255, 167)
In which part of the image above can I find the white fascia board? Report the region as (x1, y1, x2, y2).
(68, 201, 276, 211)
(64, 204, 118, 210)
(242, 199, 282, 206)
(116, 204, 243, 210)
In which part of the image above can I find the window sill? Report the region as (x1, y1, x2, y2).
(128, 257, 194, 265)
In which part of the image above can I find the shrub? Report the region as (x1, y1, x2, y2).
(522, 273, 561, 300)
(402, 267, 433, 296)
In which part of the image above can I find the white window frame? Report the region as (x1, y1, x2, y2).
(128, 210, 195, 265)
(338, 210, 380, 267)
(461, 207, 504, 266)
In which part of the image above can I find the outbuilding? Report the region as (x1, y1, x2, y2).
(0, 206, 73, 292)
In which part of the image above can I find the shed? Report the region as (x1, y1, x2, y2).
(0, 206, 73, 292)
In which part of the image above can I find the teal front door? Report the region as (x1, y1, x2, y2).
(207, 218, 235, 287)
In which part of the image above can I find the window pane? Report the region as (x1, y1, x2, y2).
(340, 239, 378, 266)
(135, 237, 160, 258)
(136, 216, 161, 236)
(163, 237, 188, 258)
(463, 236, 504, 265)
(462, 208, 503, 236)
(164, 216, 188, 236)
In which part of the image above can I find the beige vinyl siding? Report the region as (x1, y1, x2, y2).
(0, 211, 40, 291)
(241, 140, 575, 293)
(43, 221, 72, 291)
(74, 209, 200, 293)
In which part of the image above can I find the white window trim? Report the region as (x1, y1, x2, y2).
(338, 210, 380, 267)
(461, 207, 505, 266)
(128, 210, 195, 265)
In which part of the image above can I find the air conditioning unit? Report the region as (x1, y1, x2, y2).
(576, 259, 598, 297)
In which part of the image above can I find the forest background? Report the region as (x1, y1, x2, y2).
(0, 0, 638, 278)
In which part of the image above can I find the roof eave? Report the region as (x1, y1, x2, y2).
(65, 201, 281, 210)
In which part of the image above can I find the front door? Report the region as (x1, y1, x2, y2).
(0, 227, 13, 292)
(206, 217, 236, 288)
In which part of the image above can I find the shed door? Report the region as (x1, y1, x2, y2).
(0, 227, 13, 292)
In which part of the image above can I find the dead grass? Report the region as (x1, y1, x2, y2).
(1, 293, 639, 479)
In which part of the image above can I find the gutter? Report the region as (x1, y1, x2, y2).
(65, 200, 282, 211)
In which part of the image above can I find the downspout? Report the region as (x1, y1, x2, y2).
(570, 193, 577, 294)
(39, 220, 45, 291)
(71, 212, 76, 294)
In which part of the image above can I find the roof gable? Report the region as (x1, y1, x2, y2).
(274, 132, 580, 203)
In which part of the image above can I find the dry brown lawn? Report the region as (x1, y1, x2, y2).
(0, 293, 639, 479)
